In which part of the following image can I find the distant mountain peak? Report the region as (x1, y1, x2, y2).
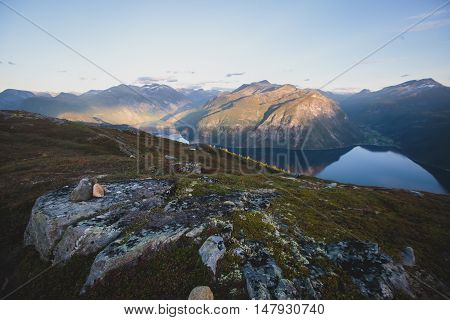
(398, 78, 442, 88)
(233, 80, 276, 93)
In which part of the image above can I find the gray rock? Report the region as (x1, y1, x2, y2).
(52, 209, 123, 264)
(24, 179, 174, 260)
(199, 235, 225, 275)
(294, 277, 321, 300)
(233, 247, 246, 259)
(326, 240, 413, 299)
(242, 241, 297, 300)
(220, 222, 233, 242)
(171, 162, 202, 174)
(273, 279, 298, 300)
(325, 182, 337, 189)
(186, 224, 205, 238)
(70, 178, 94, 202)
(81, 226, 188, 294)
(401, 246, 415, 267)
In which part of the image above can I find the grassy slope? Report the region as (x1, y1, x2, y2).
(0, 110, 449, 299)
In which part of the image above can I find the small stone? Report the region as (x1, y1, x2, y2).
(188, 286, 214, 300)
(409, 190, 423, 197)
(223, 201, 236, 207)
(92, 183, 105, 198)
(70, 178, 94, 202)
(233, 247, 245, 259)
(401, 246, 415, 267)
(325, 182, 337, 189)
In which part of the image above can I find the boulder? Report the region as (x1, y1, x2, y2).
(24, 179, 175, 260)
(92, 183, 105, 198)
(188, 286, 214, 300)
(199, 235, 225, 275)
(70, 178, 94, 202)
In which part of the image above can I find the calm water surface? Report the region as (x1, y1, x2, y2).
(230, 146, 448, 194)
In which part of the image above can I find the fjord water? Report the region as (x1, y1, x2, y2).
(230, 146, 448, 194)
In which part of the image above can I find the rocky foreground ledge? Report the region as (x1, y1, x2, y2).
(24, 177, 416, 299)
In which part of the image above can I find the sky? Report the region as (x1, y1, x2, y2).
(1, 0, 449, 93)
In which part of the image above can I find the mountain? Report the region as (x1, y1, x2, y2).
(0, 84, 219, 127)
(340, 78, 450, 169)
(0, 89, 35, 108)
(194, 80, 362, 149)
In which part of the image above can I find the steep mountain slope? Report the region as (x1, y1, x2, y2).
(195, 81, 362, 149)
(340, 79, 450, 169)
(0, 84, 219, 128)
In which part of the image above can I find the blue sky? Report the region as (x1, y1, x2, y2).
(1, 0, 449, 93)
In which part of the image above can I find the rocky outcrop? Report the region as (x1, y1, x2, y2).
(24, 176, 279, 294)
(24, 179, 174, 260)
(326, 240, 413, 299)
(81, 226, 188, 294)
(242, 241, 298, 300)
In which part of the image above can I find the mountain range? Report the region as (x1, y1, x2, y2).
(1, 78, 449, 169)
(337, 78, 450, 169)
(0, 84, 219, 127)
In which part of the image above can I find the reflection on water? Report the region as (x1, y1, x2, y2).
(229, 145, 448, 194)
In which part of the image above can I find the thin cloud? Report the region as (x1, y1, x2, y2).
(407, 9, 447, 20)
(400, 74, 410, 77)
(226, 72, 245, 78)
(136, 76, 177, 84)
(80, 77, 87, 80)
(304, 78, 310, 82)
(187, 80, 233, 89)
(331, 87, 361, 93)
(57, 70, 67, 73)
(8, 61, 16, 65)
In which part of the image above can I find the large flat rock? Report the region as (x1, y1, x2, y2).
(24, 179, 174, 260)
